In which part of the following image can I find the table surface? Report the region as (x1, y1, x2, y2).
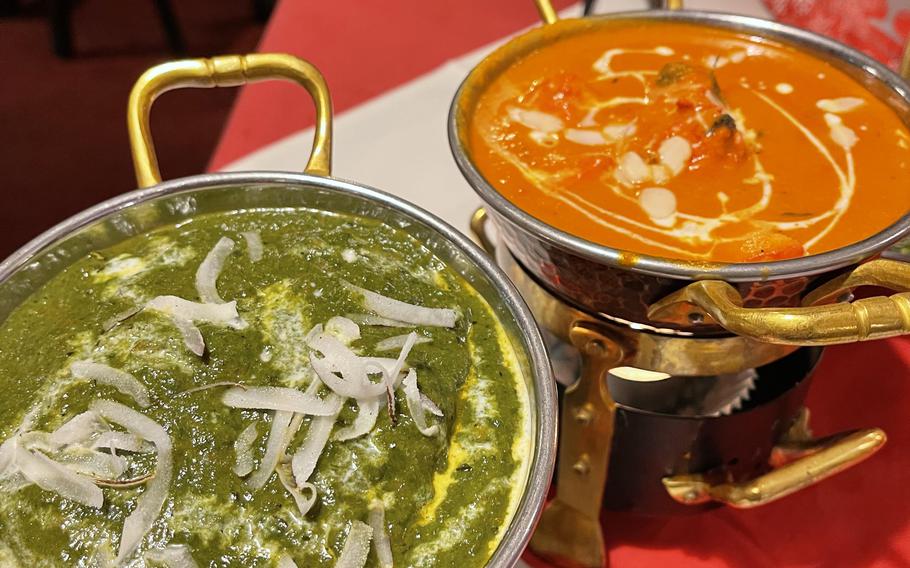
(211, 1, 910, 566)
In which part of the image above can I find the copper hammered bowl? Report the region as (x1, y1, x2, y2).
(448, 7, 910, 348)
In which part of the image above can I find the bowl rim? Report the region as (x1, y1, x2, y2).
(0, 171, 558, 568)
(448, 10, 910, 282)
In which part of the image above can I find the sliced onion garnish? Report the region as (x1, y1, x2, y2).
(57, 447, 127, 479)
(71, 361, 151, 408)
(345, 313, 414, 328)
(369, 500, 394, 568)
(333, 397, 379, 442)
(420, 393, 444, 418)
(14, 445, 103, 508)
(240, 231, 264, 263)
(291, 397, 341, 487)
(344, 283, 457, 328)
(374, 333, 430, 352)
(144, 544, 199, 568)
(402, 370, 439, 437)
(233, 421, 259, 477)
(195, 236, 235, 304)
(336, 520, 373, 568)
(326, 316, 361, 344)
(90, 400, 173, 564)
(92, 431, 153, 454)
(246, 410, 299, 490)
(223, 386, 344, 417)
(49, 410, 108, 447)
(102, 306, 142, 332)
(146, 295, 246, 329)
(276, 461, 317, 516)
(277, 554, 299, 568)
(172, 316, 205, 357)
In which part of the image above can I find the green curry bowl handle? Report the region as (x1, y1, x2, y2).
(648, 259, 910, 346)
(127, 53, 333, 188)
(469, 207, 497, 257)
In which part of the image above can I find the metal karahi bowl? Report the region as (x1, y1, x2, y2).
(448, 7, 910, 347)
(0, 54, 557, 567)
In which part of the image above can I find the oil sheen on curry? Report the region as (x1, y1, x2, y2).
(0, 209, 530, 567)
(468, 22, 910, 262)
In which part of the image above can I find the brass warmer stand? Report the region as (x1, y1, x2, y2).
(471, 208, 887, 568)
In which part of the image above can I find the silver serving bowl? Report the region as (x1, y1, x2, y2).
(0, 54, 557, 568)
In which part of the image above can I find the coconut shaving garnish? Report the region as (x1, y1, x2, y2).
(232, 421, 259, 477)
(71, 361, 151, 408)
(14, 445, 104, 508)
(144, 544, 199, 568)
(146, 295, 246, 328)
(344, 282, 458, 328)
(402, 370, 440, 437)
(49, 410, 109, 447)
(375, 333, 431, 352)
(102, 306, 141, 332)
(91, 431, 153, 454)
(172, 316, 205, 357)
(420, 393, 444, 418)
(240, 231, 264, 262)
(56, 446, 127, 479)
(276, 462, 317, 517)
(223, 386, 345, 416)
(145, 295, 246, 354)
(308, 334, 387, 399)
(334, 397, 380, 442)
(195, 236, 235, 304)
(369, 500, 394, 568)
(90, 399, 173, 564)
(246, 410, 299, 490)
(345, 313, 414, 328)
(277, 554, 300, 568)
(337, 520, 373, 568)
(326, 316, 361, 344)
(379, 332, 418, 422)
(291, 402, 341, 488)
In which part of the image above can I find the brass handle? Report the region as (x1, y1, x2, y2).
(663, 428, 886, 508)
(647, 259, 910, 345)
(533, 0, 558, 24)
(127, 53, 333, 188)
(469, 207, 496, 256)
(901, 33, 910, 81)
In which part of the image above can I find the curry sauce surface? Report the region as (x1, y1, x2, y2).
(0, 209, 529, 567)
(468, 22, 910, 262)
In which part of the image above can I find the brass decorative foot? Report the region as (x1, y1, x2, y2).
(529, 322, 624, 568)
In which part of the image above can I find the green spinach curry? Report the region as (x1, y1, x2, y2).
(0, 208, 531, 567)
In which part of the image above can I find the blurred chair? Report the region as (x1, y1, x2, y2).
(48, 0, 185, 57)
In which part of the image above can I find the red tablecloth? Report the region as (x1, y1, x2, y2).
(211, 1, 910, 566)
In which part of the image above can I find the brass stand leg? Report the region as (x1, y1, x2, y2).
(529, 321, 623, 568)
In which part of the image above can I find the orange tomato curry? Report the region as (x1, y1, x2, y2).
(467, 22, 910, 262)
